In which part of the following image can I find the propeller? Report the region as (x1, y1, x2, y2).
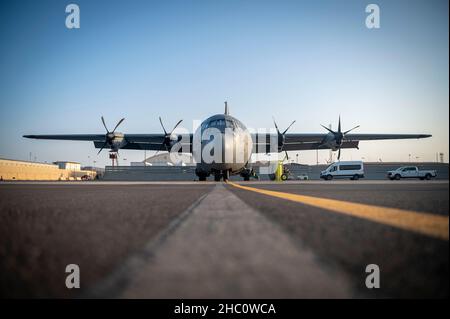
(155, 117, 183, 155)
(321, 116, 359, 160)
(273, 117, 296, 160)
(97, 116, 125, 155)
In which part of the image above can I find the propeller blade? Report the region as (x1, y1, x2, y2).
(321, 124, 335, 134)
(272, 116, 281, 134)
(338, 147, 341, 160)
(159, 117, 168, 135)
(338, 115, 341, 133)
(97, 141, 107, 155)
(343, 125, 360, 135)
(273, 117, 296, 159)
(170, 119, 183, 134)
(282, 120, 296, 135)
(101, 116, 109, 133)
(112, 118, 125, 133)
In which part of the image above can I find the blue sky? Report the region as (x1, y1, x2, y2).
(0, 0, 448, 166)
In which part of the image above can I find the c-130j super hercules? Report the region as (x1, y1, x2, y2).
(24, 102, 431, 181)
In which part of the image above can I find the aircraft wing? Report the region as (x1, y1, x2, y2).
(23, 134, 194, 151)
(283, 133, 431, 143)
(251, 133, 431, 153)
(342, 133, 432, 141)
(24, 132, 431, 152)
(23, 134, 106, 141)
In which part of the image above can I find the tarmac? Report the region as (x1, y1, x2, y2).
(0, 180, 448, 298)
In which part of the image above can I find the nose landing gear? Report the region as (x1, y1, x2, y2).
(197, 170, 231, 182)
(214, 170, 230, 181)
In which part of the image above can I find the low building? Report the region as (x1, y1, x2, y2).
(0, 158, 96, 181)
(53, 161, 81, 171)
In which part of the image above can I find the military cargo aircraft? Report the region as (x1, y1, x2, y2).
(24, 102, 431, 181)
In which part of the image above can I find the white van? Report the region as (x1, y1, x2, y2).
(320, 161, 364, 180)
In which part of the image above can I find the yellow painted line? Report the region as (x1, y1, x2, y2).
(227, 181, 449, 241)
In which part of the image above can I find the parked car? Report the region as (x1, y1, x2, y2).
(81, 174, 92, 181)
(320, 161, 364, 180)
(296, 174, 309, 180)
(387, 166, 437, 180)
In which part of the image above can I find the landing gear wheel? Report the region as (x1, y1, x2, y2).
(214, 173, 221, 182)
(198, 175, 207, 181)
(222, 170, 230, 181)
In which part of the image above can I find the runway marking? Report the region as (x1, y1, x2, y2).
(117, 184, 353, 298)
(227, 182, 449, 241)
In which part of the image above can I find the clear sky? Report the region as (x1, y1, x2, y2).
(0, 0, 448, 166)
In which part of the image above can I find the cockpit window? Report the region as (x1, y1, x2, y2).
(203, 118, 236, 129)
(209, 119, 226, 126)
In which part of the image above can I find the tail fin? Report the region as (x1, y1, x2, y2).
(224, 101, 229, 115)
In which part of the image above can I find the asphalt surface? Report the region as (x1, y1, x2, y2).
(0, 180, 448, 298)
(0, 183, 213, 298)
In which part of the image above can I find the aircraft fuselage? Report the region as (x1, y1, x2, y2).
(194, 114, 253, 180)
